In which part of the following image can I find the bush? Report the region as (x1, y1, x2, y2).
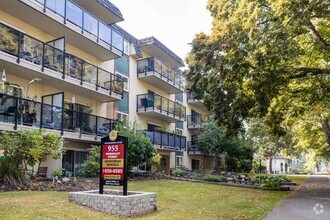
(202, 174, 225, 182)
(252, 175, 292, 188)
(190, 170, 204, 180)
(172, 168, 184, 176)
(79, 145, 100, 177)
(51, 169, 62, 178)
(0, 156, 24, 185)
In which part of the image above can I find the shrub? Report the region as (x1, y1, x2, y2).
(0, 155, 24, 185)
(51, 169, 62, 178)
(172, 168, 184, 176)
(252, 175, 292, 188)
(202, 174, 225, 182)
(79, 145, 100, 177)
(190, 170, 204, 180)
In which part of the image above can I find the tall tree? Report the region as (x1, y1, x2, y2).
(185, 0, 330, 152)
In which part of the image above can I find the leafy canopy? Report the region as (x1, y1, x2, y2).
(185, 0, 330, 153)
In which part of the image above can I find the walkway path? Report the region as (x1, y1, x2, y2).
(264, 175, 330, 220)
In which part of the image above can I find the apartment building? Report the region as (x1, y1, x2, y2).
(0, 0, 215, 176)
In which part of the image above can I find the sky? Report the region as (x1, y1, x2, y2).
(110, 0, 212, 63)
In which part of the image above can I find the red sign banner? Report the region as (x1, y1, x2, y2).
(101, 143, 125, 179)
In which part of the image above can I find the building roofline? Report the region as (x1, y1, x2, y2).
(139, 36, 185, 67)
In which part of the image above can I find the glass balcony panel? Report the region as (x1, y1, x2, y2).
(83, 63, 97, 85)
(174, 103, 181, 118)
(161, 132, 169, 146)
(63, 108, 75, 131)
(66, 1, 83, 28)
(97, 117, 115, 136)
(175, 72, 181, 86)
(98, 69, 111, 91)
(44, 44, 64, 72)
(168, 101, 175, 116)
(154, 58, 162, 74)
(175, 136, 181, 148)
(42, 103, 62, 130)
(99, 22, 111, 45)
(0, 23, 19, 55)
(168, 134, 175, 147)
(65, 54, 82, 80)
(112, 30, 123, 51)
(17, 99, 42, 128)
(112, 75, 123, 96)
(160, 97, 166, 113)
(83, 12, 98, 37)
(154, 95, 162, 110)
(0, 95, 16, 124)
(46, 0, 65, 17)
(77, 112, 96, 134)
(181, 106, 186, 119)
(137, 59, 147, 74)
(154, 131, 162, 145)
(146, 131, 154, 143)
(20, 35, 43, 65)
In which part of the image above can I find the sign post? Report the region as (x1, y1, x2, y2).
(99, 131, 128, 196)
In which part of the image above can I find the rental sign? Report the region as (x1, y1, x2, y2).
(99, 131, 128, 195)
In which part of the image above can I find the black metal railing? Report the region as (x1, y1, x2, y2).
(137, 93, 186, 121)
(146, 130, 186, 150)
(0, 93, 118, 137)
(187, 141, 201, 154)
(0, 22, 124, 98)
(187, 93, 201, 102)
(137, 57, 185, 91)
(187, 115, 208, 128)
(34, 0, 124, 52)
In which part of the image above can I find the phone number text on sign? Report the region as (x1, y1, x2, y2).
(102, 144, 124, 179)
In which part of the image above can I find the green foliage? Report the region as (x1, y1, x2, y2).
(0, 130, 62, 183)
(172, 168, 184, 176)
(79, 145, 100, 177)
(0, 155, 24, 185)
(202, 174, 225, 182)
(116, 121, 156, 170)
(51, 169, 62, 178)
(186, 0, 330, 153)
(79, 121, 156, 177)
(147, 153, 161, 168)
(252, 175, 292, 188)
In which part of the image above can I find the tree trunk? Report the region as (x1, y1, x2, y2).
(269, 157, 273, 174)
(322, 118, 330, 151)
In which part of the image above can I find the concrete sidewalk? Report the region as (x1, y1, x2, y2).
(264, 175, 330, 220)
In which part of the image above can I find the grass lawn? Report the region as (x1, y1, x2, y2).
(0, 179, 306, 220)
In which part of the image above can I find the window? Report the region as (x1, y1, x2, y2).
(175, 93, 183, 103)
(176, 122, 183, 130)
(117, 112, 128, 123)
(176, 156, 183, 168)
(118, 91, 129, 114)
(124, 40, 129, 55)
(115, 55, 129, 77)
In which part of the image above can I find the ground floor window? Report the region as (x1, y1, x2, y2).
(192, 159, 200, 170)
(176, 156, 183, 168)
(62, 150, 87, 176)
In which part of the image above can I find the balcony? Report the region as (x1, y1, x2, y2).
(187, 141, 203, 155)
(0, 0, 124, 60)
(137, 93, 186, 123)
(187, 93, 208, 111)
(146, 130, 186, 151)
(0, 93, 118, 141)
(187, 115, 208, 129)
(0, 23, 123, 102)
(137, 57, 185, 93)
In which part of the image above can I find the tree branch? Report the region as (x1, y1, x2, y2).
(289, 68, 330, 79)
(308, 20, 330, 51)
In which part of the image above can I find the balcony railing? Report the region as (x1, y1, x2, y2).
(187, 141, 201, 154)
(0, 93, 118, 137)
(187, 93, 202, 102)
(137, 57, 185, 91)
(137, 93, 186, 121)
(146, 130, 186, 150)
(34, 0, 124, 52)
(0, 23, 124, 98)
(187, 115, 208, 129)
